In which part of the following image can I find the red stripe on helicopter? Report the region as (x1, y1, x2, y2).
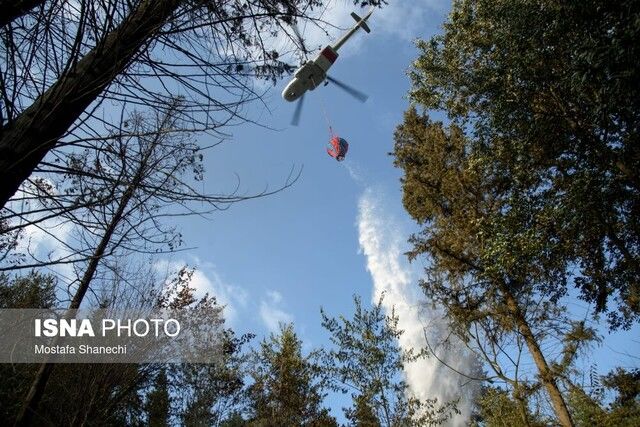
(321, 47, 338, 63)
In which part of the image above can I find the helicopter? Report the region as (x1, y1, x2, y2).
(282, 8, 374, 125)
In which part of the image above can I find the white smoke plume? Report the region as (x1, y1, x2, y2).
(357, 187, 475, 426)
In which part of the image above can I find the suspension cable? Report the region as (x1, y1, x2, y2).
(311, 75, 334, 137)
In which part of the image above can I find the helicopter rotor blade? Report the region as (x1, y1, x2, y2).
(326, 75, 369, 103)
(291, 23, 309, 58)
(291, 94, 305, 126)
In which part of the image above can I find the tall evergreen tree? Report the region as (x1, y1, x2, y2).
(246, 323, 336, 426)
(146, 369, 171, 427)
(394, 109, 582, 426)
(406, 0, 640, 329)
(321, 295, 456, 426)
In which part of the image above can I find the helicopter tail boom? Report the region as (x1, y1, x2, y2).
(332, 7, 374, 51)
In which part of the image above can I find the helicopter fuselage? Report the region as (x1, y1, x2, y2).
(282, 8, 373, 103)
(282, 46, 338, 102)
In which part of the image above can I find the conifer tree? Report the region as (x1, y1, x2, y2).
(321, 295, 455, 426)
(246, 323, 336, 426)
(146, 369, 171, 427)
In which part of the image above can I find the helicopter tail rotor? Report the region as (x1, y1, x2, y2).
(326, 75, 369, 103)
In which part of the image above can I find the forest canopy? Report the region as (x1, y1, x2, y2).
(393, 0, 640, 426)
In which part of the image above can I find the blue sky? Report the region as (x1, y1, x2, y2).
(177, 0, 450, 334)
(160, 0, 639, 422)
(171, 1, 440, 336)
(165, 0, 480, 421)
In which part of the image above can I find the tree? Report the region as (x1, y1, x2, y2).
(146, 369, 171, 427)
(406, 0, 640, 329)
(1, 98, 298, 276)
(568, 367, 640, 427)
(1, 263, 250, 426)
(1, 262, 163, 426)
(394, 108, 587, 425)
(173, 318, 253, 426)
(246, 323, 336, 426)
(321, 295, 456, 426)
(470, 386, 549, 427)
(394, 1, 640, 424)
(0, 218, 22, 268)
(11, 101, 282, 425)
(0, 0, 386, 208)
(0, 272, 56, 422)
(0, 269, 152, 426)
(350, 395, 380, 427)
(0, 0, 45, 27)
(0, 272, 56, 309)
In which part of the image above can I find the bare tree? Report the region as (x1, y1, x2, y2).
(0, 0, 384, 208)
(0, 0, 44, 27)
(1, 98, 298, 274)
(12, 101, 296, 425)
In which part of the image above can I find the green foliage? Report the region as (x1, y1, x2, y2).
(0, 269, 250, 426)
(219, 411, 246, 427)
(407, 0, 640, 329)
(603, 368, 640, 408)
(156, 272, 252, 426)
(471, 386, 548, 427)
(0, 272, 56, 308)
(568, 368, 640, 427)
(568, 387, 609, 427)
(393, 107, 573, 350)
(593, 368, 640, 426)
(246, 323, 336, 426)
(351, 394, 381, 426)
(321, 295, 457, 426)
(0, 273, 57, 422)
(392, 1, 640, 423)
(176, 327, 252, 426)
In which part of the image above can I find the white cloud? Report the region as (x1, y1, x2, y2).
(266, 289, 283, 304)
(15, 220, 73, 261)
(357, 187, 475, 426)
(375, 0, 447, 41)
(298, 0, 447, 57)
(260, 289, 293, 334)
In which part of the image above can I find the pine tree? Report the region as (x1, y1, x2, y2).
(321, 295, 455, 426)
(246, 323, 336, 426)
(146, 369, 171, 427)
(405, 0, 640, 330)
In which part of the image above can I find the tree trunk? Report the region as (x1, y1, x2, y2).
(503, 290, 575, 427)
(0, 0, 182, 209)
(14, 172, 143, 426)
(0, 0, 45, 27)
